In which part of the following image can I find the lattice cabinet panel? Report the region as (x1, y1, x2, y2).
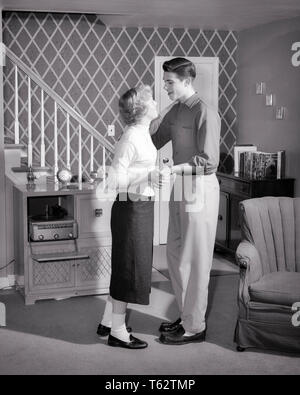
(30, 259, 75, 290)
(76, 246, 111, 289)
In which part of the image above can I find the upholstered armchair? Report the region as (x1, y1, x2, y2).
(235, 196, 300, 353)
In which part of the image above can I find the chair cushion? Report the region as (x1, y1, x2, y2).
(249, 272, 300, 306)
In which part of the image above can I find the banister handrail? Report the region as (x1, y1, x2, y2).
(3, 45, 115, 154)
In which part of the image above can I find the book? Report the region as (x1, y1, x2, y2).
(239, 152, 245, 177)
(243, 151, 254, 179)
(277, 150, 286, 179)
(234, 145, 257, 176)
(252, 152, 266, 180)
(241, 150, 285, 180)
(264, 152, 279, 179)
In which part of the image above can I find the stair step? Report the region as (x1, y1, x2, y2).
(4, 143, 25, 150)
(20, 158, 40, 166)
(11, 166, 51, 173)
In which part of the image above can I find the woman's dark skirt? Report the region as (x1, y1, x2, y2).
(109, 194, 154, 305)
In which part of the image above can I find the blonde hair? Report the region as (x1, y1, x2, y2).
(119, 84, 153, 125)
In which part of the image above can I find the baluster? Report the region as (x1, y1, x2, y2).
(102, 146, 106, 187)
(54, 102, 58, 180)
(40, 89, 45, 167)
(27, 76, 33, 168)
(66, 113, 71, 170)
(90, 135, 94, 173)
(14, 65, 19, 144)
(78, 124, 82, 184)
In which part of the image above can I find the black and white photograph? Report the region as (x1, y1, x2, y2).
(0, 0, 299, 379)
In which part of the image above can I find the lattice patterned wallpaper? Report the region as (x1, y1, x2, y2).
(3, 12, 237, 174)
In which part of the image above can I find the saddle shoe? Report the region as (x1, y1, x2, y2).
(159, 324, 206, 345)
(108, 334, 148, 349)
(97, 324, 132, 337)
(159, 317, 181, 333)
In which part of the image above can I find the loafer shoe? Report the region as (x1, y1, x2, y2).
(108, 334, 148, 349)
(97, 324, 111, 337)
(97, 324, 132, 337)
(159, 317, 181, 333)
(159, 324, 206, 345)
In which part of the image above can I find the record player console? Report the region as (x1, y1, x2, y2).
(14, 189, 112, 305)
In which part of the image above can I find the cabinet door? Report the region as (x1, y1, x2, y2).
(229, 195, 243, 252)
(76, 195, 113, 238)
(216, 191, 229, 247)
(75, 246, 111, 290)
(29, 258, 75, 291)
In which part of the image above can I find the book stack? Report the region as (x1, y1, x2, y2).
(239, 150, 285, 180)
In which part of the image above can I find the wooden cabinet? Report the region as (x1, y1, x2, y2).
(215, 172, 295, 255)
(76, 194, 112, 238)
(216, 191, 229, 247)
(13, 184, 113, 305)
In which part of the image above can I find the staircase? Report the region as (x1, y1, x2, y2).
(4, 134, 48, 185)
(2, 44, 115, 186)
(1, 45, 117, 286)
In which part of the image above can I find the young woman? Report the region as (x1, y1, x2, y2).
(97, 84, 163, 349)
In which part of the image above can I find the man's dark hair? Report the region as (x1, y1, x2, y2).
(163, 57, 196, 80)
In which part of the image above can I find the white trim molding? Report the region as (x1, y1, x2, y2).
(0, 9, 8, 282)
(0, 275, 16, 289)
(0, 302, 6, 326)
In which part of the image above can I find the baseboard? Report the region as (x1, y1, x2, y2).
(16, 275, 24, 287)
(0, 274, 16, 289)
(0, 302, 6, 326)
(8, 275, 16, 286)
(0, 277, 9, 289)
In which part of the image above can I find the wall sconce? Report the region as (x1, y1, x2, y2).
(276, 106, 285, 120)
(265, 94, 273, 106)
(256, 82, 266, 95)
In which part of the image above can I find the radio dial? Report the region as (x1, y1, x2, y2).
(30, 219, 78, 241)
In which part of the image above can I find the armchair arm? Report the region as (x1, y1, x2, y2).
(235, 241, 263, 309)
(236, 240, 263, 284)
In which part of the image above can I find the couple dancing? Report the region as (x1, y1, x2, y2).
(96, 57, 221, 349)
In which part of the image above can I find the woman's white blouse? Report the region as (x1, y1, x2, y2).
(106, 124, 157, 197)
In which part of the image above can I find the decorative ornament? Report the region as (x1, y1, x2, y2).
(27, 166, 36, 183)
(26, 166, 36, 190)
(57, 168, 72, 184)
(89, 170, 98, 184)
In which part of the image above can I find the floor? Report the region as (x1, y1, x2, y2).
(153, 245, 238, 277)
(1, 247, 299, 375)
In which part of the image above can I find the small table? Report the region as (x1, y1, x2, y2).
(215, 172, 295, 255)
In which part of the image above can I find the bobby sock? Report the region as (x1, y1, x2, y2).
(183, 330, 195, 337)
(101, 297, 113, 328)
(111, 313, 130, 342)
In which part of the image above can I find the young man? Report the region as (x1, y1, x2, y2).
(151, 57, 221, 345)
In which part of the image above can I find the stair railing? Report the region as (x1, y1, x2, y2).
(2, 44, 115, 182)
